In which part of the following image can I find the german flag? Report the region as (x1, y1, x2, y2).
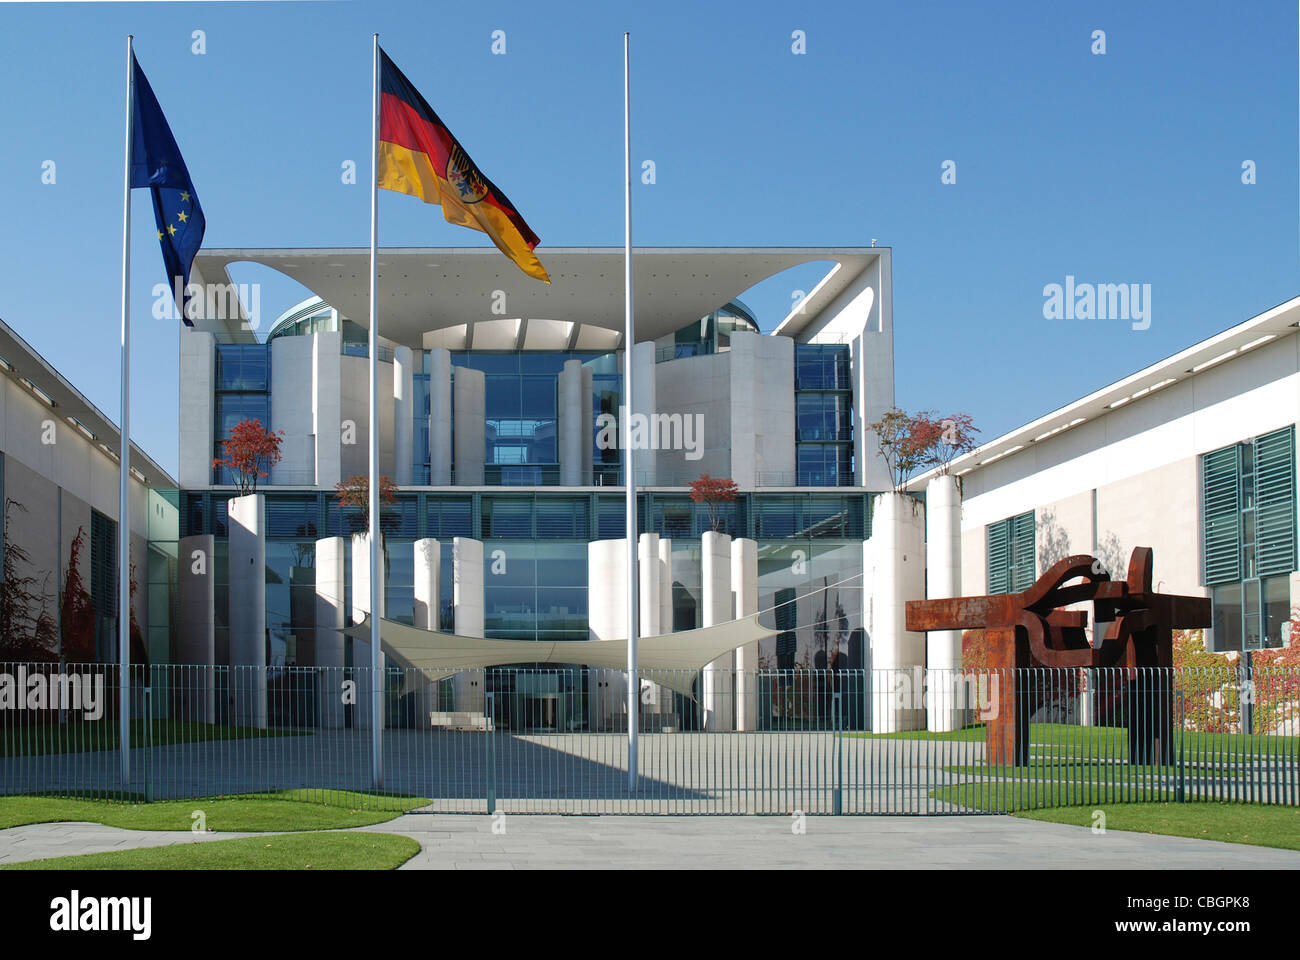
(378, 49, 550, 283)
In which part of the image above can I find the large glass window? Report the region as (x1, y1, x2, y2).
(797, 394, 852, 442)
(453, 351, 617, 483)
(215, 343, 269, 391)
(213, 344, 271, 485)
(796, 444, 852, 486)
(795, 344, 851, 390)
(483, 542, 587, 641)
(794, 344, 852, 486)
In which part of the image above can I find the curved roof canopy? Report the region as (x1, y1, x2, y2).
(193, 246, 881, 348)
(346, 612, 778, 698)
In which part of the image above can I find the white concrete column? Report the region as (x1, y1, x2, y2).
(732, 537, 759, 731)
(586, 538, 628, 731)
(228, 494, 266, 729)
(658, 537, 674, 637)
(452, 537, 485, 713)
(866, 492, 927, 732)
(638, 533, 667, 717)
(314, 536, 346, 728)
(728, 332, 795, 490)
(630, 341, 656, 486)
(414, 538, 441, 629)
(393, 345, 415, 486)
(178, 330, 215, 489)
(581, 367, 594, 484)
(925, 474, 963, 731)
(429, 347, 453, 485)
(350, 531, 385, 730)
(559, 358, 584, 486)
(312, 330, 343, 489)
(177, 534, 215, 724)
(701, 530, 734, 731)
(413, 537, 441, 718)
(453, 366, 485, 485)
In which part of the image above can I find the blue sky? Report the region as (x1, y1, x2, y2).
(0, 0, 1297, 479)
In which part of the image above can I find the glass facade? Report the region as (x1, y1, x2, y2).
(483, 542, 588, 642)
(794, 344, 853, 486)
(653, 300, 760, 362)
(448, 351, 621, 487)
(213, 343, 271, 486)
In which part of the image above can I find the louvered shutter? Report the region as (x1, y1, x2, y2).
(1202, 445, 1242, 585)
(1254, 426, 1296, 577)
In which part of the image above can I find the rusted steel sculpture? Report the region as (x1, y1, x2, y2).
(906, 548, 1210, 766)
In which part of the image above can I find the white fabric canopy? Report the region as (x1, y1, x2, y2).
(344, 613, 778, 698)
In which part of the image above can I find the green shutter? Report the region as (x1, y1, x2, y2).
(987, 518, 1011, 594)
(1254, 426, 1296, 577)
(1202, 444, 1241, 585)
(1011, 511, 1037, 591)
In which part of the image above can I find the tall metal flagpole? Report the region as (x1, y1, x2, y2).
(118, 34, 135, 785)
(368, 33, 384, 786)
(624, 32, 639, 791)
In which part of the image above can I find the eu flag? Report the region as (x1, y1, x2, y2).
(129, 54, 205, 325)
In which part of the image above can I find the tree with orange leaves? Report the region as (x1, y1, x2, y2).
(334, 475, 400, 534)
(212, 418, 284, 495)
(688, 473, 739, 532)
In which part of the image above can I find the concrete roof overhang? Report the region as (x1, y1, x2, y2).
(193, 246, 883, 348)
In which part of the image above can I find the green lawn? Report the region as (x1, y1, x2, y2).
(1, 831, 420, 870)
(934, 780, 1175, 812)
(1015, 801, 1300, 852)
(0, 718, 304, 757)
(868, 721, 1300, 756)
(0, 790, 429, 832)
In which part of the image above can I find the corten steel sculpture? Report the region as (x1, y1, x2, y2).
(906, 547, 1210, 766)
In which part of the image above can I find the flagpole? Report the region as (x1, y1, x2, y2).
(118, 34, 135, 785)
(368, 33, 384, 787)
(624, 31, 639, 791)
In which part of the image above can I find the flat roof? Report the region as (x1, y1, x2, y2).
(0, 318, 177, 489)
(193, 246, 883, 348)
(907, 294, 1300, 488)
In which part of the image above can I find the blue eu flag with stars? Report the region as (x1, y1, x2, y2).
(130, 54, 205, 326)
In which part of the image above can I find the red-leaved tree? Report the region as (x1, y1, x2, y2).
(688, 473, 739, 532)
(334, 475, 399, 534)
(212, 418, 284, 495)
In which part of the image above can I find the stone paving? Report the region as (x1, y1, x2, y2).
(3, 813, 1299, 869)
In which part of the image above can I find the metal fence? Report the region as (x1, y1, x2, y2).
(1, 662, 1296, 815)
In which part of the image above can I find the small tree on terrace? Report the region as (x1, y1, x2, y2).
(688, 473, 739, 533)
(869, 408, 926, 491)
(870, 408, 980, 490)
(212, 418, 284, 496)
(912, 411, 979, 475)
(335, 475, 400, 534)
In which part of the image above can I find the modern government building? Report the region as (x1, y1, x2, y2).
(0, 245, 1295, 732)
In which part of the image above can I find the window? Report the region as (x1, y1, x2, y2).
(987, 511, 1035, 594)
(213, 344, 271, 485)
(1202, 427, 1296, 650)
(215, 343, 269, 391)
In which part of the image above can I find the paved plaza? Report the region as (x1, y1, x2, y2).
(3, 813, 1299, 869)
